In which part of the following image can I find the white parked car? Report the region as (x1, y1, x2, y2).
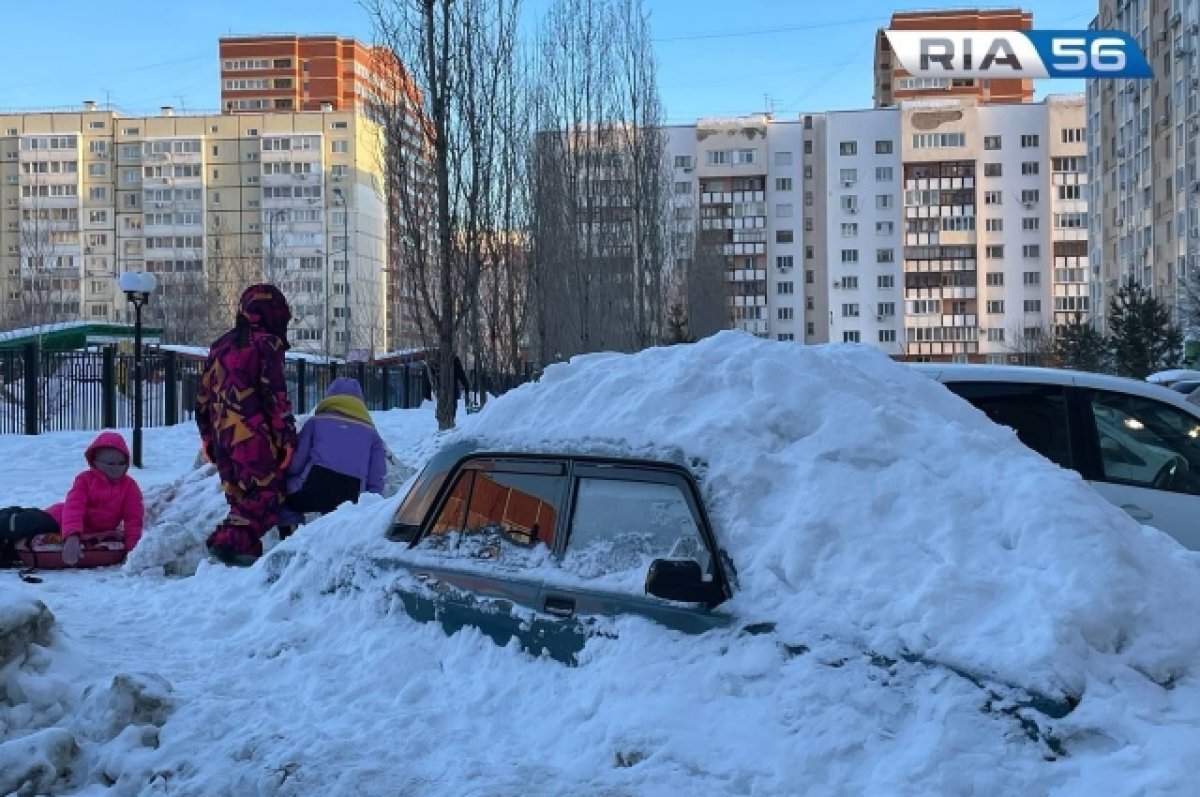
(914, 364, 1200, 550)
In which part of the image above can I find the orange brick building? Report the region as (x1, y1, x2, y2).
(874, 9, 1035, 107)
(219, 34, 401, 114)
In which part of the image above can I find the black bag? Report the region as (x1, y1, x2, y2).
(0, 506, 61, 581)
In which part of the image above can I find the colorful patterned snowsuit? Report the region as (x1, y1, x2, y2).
(195, 284, 298, 561)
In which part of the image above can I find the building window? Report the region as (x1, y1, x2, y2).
(840, 141, 857, 156)
(1021, 161, 1040, 175)
(674, 181, 691, 195)
(778, 307, 794, 321)
(88, 163, 106, 176)
(1022, 217, 1040, 230)
(774, 151, 793, 166)
(912, 132, 965, 148)
(841, 276, 859, 289)
(876, 221, 894, 235)
(805, 269, 814, 284)
(986, 300, 1005, 314)
(805, 246, 814, 260)
(876, 248, 894, 263)
(985, 245, 1004, 258)
(1061, 127, 1085, 143)
(875, 140, 893, 154)
(778, 333, 795, 341)
(332, 140, 349, 154)
(1022, 244, 1040, 258)
(843, 330, 861, 342)
(1058, 185, 1082, 200)
(986, 218, 1003, 232)
(877, 275, 894, 288)
(1023, 271, 1041, 285)
(674, 155, 693, 169)
(877, 302, 895, 317)
(840, 168, 858, 185)
(878, 329, 897, 343)
(803, 165, 813, 178)
(805, 295, 814, 309)
(804, 217, 814, 232)
(986, 272, 1004, 286)
(775, 177, 793, 191)
(875, 166, 893, 181)
(841, 249, 859, 263)
(1024, 299, 1042, 312)
(842, 303, 860, 317)
(876, 194, 892, 209)
(776, 255, 794, 269)
(840, 196, 858, 213)
(776, 229, 794, 243)
(984, 163, 1002, 177)
(707, 150, 729, 165)
(89, 187, 107, 200)
(803, 141, 813, 155)
(984, 191, 1003, 205)
(840, 222, 858, 237)
(1021, 189, 1040, 204)
(1020, 134, 1040, 148)
(777, 281, 794, 294)
(983, 135, 1002, 150)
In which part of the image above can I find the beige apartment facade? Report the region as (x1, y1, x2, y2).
(0, 105, 404, 357)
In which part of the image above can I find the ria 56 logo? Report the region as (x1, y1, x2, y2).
(885, 30, 1154, 79)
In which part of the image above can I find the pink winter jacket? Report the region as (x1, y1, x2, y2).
(46, 431, 145, 551)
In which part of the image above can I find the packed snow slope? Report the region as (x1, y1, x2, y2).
(448, 331, 1200, 700)
(1, 330, 1198, 796)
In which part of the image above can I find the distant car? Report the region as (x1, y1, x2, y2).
(365, 437, 1072, 732)
(913, 364, 1200, 550)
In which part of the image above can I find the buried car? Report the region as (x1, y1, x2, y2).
(378, 437, 1077, 740)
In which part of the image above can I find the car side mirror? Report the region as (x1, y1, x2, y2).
(646, 559, 721, 606)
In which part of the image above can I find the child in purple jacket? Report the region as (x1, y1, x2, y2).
(277, 377, 387, 538)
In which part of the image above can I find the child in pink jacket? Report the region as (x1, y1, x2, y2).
(44, 430, 144, 567)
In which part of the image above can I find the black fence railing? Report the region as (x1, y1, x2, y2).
(0, 344, 533, 435)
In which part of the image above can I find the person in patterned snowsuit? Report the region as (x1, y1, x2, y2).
(196, 284, 299, 566)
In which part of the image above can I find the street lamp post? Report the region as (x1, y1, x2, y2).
(333, 188, 349, 358)
(118, 270, 158, 469)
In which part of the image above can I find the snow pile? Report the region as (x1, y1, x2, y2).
(3, 334, 1200, 795)
(447, 331, 1200, 699)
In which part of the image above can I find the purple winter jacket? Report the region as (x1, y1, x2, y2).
(285, 377, 387, 495)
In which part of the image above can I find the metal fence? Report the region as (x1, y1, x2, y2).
(0, 344, 532, 435)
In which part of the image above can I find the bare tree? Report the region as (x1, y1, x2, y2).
(366, 0, 526, 429)
(530, 0, 672, 361)
(685, 234, 731, 341)
(7, 190, 78, 337)
(1004, 323, 1056, 367)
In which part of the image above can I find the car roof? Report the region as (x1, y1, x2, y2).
(908, 363, 1200, 416)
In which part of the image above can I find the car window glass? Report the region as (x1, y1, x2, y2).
(945, 382, 1073, 470)
(1090, 392, 1200, 496)
(561, 477, 711, 585)
(420, 469, 562, 565)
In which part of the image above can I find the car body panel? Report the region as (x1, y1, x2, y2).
(914, 364, 1200, 548)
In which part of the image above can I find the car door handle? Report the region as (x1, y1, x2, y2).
(543, 596, 575, 618)
(1120, 504, 1153, 521)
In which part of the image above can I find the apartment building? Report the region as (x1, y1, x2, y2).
(807, 109, 905, 355)
(219, 34, 401, 116)
(874, 8, 1035, 108)
(666, 117, 803, 340)
(0, 104, 397, 356)
(662, 95, 1087, 360)
(1088, 0, 1198, 329)
(821, 98, 1087, 364)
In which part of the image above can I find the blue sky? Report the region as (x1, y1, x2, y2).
(0, 0, 1096, 122)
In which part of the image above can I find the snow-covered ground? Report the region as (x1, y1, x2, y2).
(2, 330, 1200, 796)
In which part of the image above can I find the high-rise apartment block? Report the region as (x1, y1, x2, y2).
(1088, 0, 1197, 329)
(0, 105, 399, 355)
(874, 9, 1035, 107)
(666, 94, 1088, 362)
(219, 35, 398, 115)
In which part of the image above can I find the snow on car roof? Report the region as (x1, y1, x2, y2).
(445, 330, 1200, 700)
